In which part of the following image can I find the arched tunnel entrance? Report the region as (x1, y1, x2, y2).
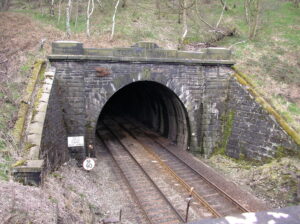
(96, 81, 190, 149)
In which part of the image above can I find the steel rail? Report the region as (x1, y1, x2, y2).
(120, 118, 250, 214)
(102, 121, 186, 223)
(116, 120, 221, 218)
(97, 126, 153, 224)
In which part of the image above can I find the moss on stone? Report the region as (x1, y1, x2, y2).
(13, 59, 46, 144)
(232, 66, 300, 146)
(32, 87, 44, 120)
(24, 142, 36, 151)
(275, 146, 300, 160)
(12, 159, 27, 168)
(142, 68, 151, 80)
(214, 110, 235, 155)
(13, 103, 29, 143)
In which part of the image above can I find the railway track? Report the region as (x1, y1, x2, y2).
(97, 117, 250, 223)
(116, 117, 250, 216)
(98, 122, 186, 224)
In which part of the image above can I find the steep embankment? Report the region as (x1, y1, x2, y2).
(0, 12, 64, 180)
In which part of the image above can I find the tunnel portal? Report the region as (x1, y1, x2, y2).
(97, 81, 190, 150)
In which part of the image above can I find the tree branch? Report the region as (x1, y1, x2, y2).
(216, 0, 226, 28)
(110, 0, 120, 41)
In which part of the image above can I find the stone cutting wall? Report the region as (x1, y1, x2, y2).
(225, 76, 298, 160)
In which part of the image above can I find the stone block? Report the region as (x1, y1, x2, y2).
(52, 41, 84, 55)
(13, 160, 43, 186)
(32, 111, 46, 123)
(28, 122, 44, 135)
(177, 51, 204, 60)
(36, 101, 48, 113)
(206, 47, 232, 60)
(131, 42, 160, 49)
(42, 83, 53, 94)
(39, 92, 50, 103)
(27, 133, 42, 147)
(44, 78, 54, 85)
(28, 146, 41, 160)
(84, 48, 114, 56)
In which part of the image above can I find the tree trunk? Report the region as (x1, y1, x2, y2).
(40, 0, 43, 14)
(178, 0, 182, 24)
(248, 0, 260, 40)
(1, 0, 10, 11)
(220, 0, 229, 11)
(110, 0, 120, 41)
(50, 0, 55, 16)
(86, 0, 94, 37)
(66, 0, 72, 38)
(122, 0, 126, 8)
(156, 0, 161, 19)
(58, 0, 62, 23)
(244, 0, 250, 24)
(179, 0, 187, 49)
(75, 0, 79, 29)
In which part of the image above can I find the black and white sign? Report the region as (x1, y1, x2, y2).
(68, 136, 85, 147)
(83, 158, 95, 171)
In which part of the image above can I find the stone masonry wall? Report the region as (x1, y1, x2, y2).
(50, 60, 300, 161)
(51, 61, 212, 157)
(47, 41, 299, 162)
(40, 78, 69, 171)
(225, 75, 299, 160)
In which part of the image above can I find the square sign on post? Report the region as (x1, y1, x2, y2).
(68, 136, 85, 147)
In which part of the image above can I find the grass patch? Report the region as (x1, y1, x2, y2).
(288, 103, 300, 115)
(0, 140, 12, 181)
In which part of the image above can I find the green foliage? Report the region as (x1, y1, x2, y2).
(288, 103, 300, 115)
(275, 146, 300, 160)
(0, 140, 12, 181)
(215, 110, 235, 155)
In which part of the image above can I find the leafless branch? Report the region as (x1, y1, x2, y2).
(110, 0, 120, 41)
(216, 0, 226, 28)
(229, 40, 247, 49)
(195, 0, 226, 35)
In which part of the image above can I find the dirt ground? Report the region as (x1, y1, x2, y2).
(0, 140, 148, 224)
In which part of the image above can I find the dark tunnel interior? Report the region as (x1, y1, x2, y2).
(97, 81, 190, 149)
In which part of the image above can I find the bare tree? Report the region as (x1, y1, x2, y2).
(58, 0, 63, 23)
(122, 0, 126, 8)
(156, 0, 161, 19)
(66, 0, 72, 38)
(49, 0, 55, 16)
(216, 0, 226, 28)
(0, 0, 10, 11)
(96, 0, 102, 8)
(244, 0, 261, 40)
(75, 0, 79, 28)
(219, 0, 229, 11)
(86, 0, 95, 37)
(180, 0, 188, 47)
(110, 0, 120, 41)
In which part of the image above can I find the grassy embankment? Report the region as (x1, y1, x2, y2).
(1, 0, 299, 181)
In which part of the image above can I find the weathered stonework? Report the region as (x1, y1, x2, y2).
(46, 41, 299, 163)
(13, 66, 69, 185)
